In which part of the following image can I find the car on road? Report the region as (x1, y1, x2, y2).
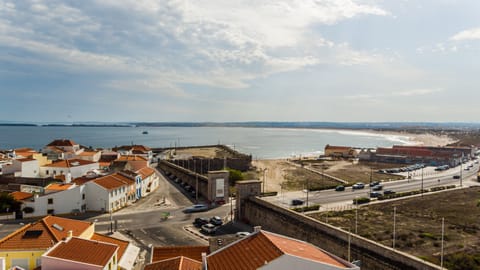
(352, 182, 365, 189)
(235, 232, 251, 237)
(200, 224, 217, 235)
(210, 216, 223, 226)
(335, 185, 345, 191)
(369, 181, 380, 187)
(183, 204, 209, 213)
(372, 184, 383, 191)
(193, 217, 209, 227)
(291, 199, 304, 206)
(383, 189, 396, 195)
(369, 191, 382, 198)
(453, 175, 461, 179)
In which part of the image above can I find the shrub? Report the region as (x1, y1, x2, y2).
(292, 204, 320, 212)
(353, 197, 370, 204)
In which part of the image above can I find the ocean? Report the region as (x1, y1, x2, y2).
(0, 126, 412, 159)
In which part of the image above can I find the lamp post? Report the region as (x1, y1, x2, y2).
(194, 159, 198, 203)
(306, 178, 309, 208)
(355, 196, 358, 234)
(393, 206, 396, 249)
(421, 167, 424, 197)
(441, 217, 445, 269)
(263, 168, 268, 193)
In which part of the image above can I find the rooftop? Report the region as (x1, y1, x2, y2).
(91, 233, 129, 259)
(46, 139, 78, 147)
(45, 237, 118, 267)
(11, 191, 34, 201)
(145, 256, 202, 270)
(152, 246, 209, 263)
(43, 159, 97, 168)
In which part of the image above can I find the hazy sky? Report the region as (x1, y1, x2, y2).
(1, 0, 479, 122)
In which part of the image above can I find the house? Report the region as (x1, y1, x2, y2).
(91, 233, 140, 270)
(85, 173, 130, 212)
(324, 145, 357, 158)
(10, 191, 34, 202)
(41, 236, 119, 270)
(1, 158, 39, 177)
(112, 155, 149, 172)
(0, 216, 94, 270)
(146, 228, 360, 270)
(42, 139, 83, 161)
(113, 145, 153, 161)
(21, 183, 86, 218)
(136, 167, 159, 196)
(40, 159, 99, 179)
(76, 150, 101, 162)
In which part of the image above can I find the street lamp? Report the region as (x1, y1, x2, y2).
(306, 178, 309, 208)
(194, 159, 198, 203)
(262, 168, 268, 193)
(355, 196, 358, 234)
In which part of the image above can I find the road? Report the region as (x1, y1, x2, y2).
(264, 162, 480, 209)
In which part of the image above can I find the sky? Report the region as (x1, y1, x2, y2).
(1, 0, 480, 123)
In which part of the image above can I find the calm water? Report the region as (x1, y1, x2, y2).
(0, 126, 412, 159)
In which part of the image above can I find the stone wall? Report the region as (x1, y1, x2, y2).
(158, 161, 208, 200)
(242, 197, 442, 270)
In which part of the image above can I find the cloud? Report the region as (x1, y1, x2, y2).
(344, 88, 443, 100)
(450, 27, 480, 41)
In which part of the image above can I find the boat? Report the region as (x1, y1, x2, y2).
(142, 131, 148, 134)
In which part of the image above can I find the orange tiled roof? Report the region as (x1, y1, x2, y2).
(43, 159, 97, 168)
(78, 151, 98, 156)
(15, 148, 37, 158)
(93, 174, 128, 190)
(116, 155, 148, 162)
(152, 246, 209, 263)
(99, 161, 112, 167)
(207, 231, 350, 270)
(47, 139, 77, 147)
(11, 191, 33, 201)
(145, 256, 202, 270)
(136, 167, 155, 179)
(45, 237, 118, 267)
(16, 158, 36, 162)
(91, 233, 129, 259)
(0, 216, 93, 251)
(46, 183, 75, 191)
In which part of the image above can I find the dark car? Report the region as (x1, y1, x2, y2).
(352, 182, 365, 189)
(453, 175, 461, 179)
(372, 184, 383, 191)
(210, 216, 223, 226)
(193, 217, 209, 227)
(291, 199, 304, 206)
(369, 191, 382, 198)
(369, 181, 380, 187)
(384, 189, 396, 195)
(183, 204, 209, 213)
(335, 185, 345, 191)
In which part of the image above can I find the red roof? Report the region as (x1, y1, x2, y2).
(43, 159, 97, 168)
(145, 256, 202, 270)
(45, 237, 118, 267)
(152, 246, 209, 263)
(11, 191, 33, 201)
(92, 173, 133, 190)
(136, 167, 156, 179)
(91, 233, 129, 259)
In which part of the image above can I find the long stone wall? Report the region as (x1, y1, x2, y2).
(242, 197, 442, 270)
(158, 161, 209, 200)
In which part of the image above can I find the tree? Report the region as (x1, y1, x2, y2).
(227, 168, 244, 185)
(0, 193, 21, 213)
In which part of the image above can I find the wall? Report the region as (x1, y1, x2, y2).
(0, 250, 45, 270)
(20, 160, 40, 178)
(241, 197, 442, 270)
(23, 185, 86, 217)
(85, 182, 109, 212)
(158, 161, 209, 199)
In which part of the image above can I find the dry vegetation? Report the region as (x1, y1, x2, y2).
(309, 187, 480, 269)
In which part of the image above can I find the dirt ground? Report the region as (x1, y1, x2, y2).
(252, 159, 404, 192)
(173, 147, 231, 159)
(309, 187, 480, 269)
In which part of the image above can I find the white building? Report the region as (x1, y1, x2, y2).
(76, 150, 101, 162)
(136, 167, 159, 197)
(22, 183, 86, 218)
(40, 159, 99, 179)
(1, 158, 39, 177)
(85, 173, 129, 212)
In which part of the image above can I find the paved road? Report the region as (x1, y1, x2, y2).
(264, 162, 480, 209)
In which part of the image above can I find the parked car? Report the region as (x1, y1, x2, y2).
(383, 189, 396, 195)
(201, 224, 217, 235)
(183, 204, 209, 213)
(369, 191, 382, 198)
(210, 216, 223, 226)
(335, 185, 345, 191)
(372, 184, 383, 191)
(291, 199, 304, 206)
(352, 182, 365, 189)
(235, 232, 251, 237)
(453, 175, 461, 179)
(193, 217, 209, 227)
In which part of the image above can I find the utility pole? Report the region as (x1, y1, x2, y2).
(460, 162, 463, 187)
(263, 168, 268, 193)
(421, 167, 424, 197)
(306, 178, 309, 208)
(441, 217, 445, 269)
(194, 159, 198, 203)
(355, 196, 358, 234)
(393, 206, 396, 249)
(348, 226, 351, 262)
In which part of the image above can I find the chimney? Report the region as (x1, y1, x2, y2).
(202, 252, 208, 270)
(66, 172, 72, 183)
(67, 230, 73, 239)
(254, 226, 261, 233)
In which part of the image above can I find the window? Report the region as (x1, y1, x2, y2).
(82, 193, 85, 200)
(47, 209, 54, 215)
(53, 170, 56, 175)
(46, 170, 49, 175)
(48, 198, 53, 204)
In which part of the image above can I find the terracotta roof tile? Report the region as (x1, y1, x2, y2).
(91, 233, 130, 259)
(45, 183, 75, 191)
(47, 139, 77, 147)
(152, 246, 209, 263)
(11, 191, 33, 201)
(136, 167, 155, 179)
(43, 159, 97, 168)
(16, 158, 37, 162)
(0, 216, 92, 251)
(45, 237, 117, 267)
(116, 155, 148, 162)
(78, 151, 99, 156)
(93, 174, 128, 190)
(145, 256, 202, 270)
(207, 231, 352, 270)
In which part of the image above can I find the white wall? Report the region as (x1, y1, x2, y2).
(23, 185, 86, 218)
(20, 160, 39, 177)
(40, 163, 99, 178)
(260, 254, 359, 270)
(85, 182, 109, 212)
